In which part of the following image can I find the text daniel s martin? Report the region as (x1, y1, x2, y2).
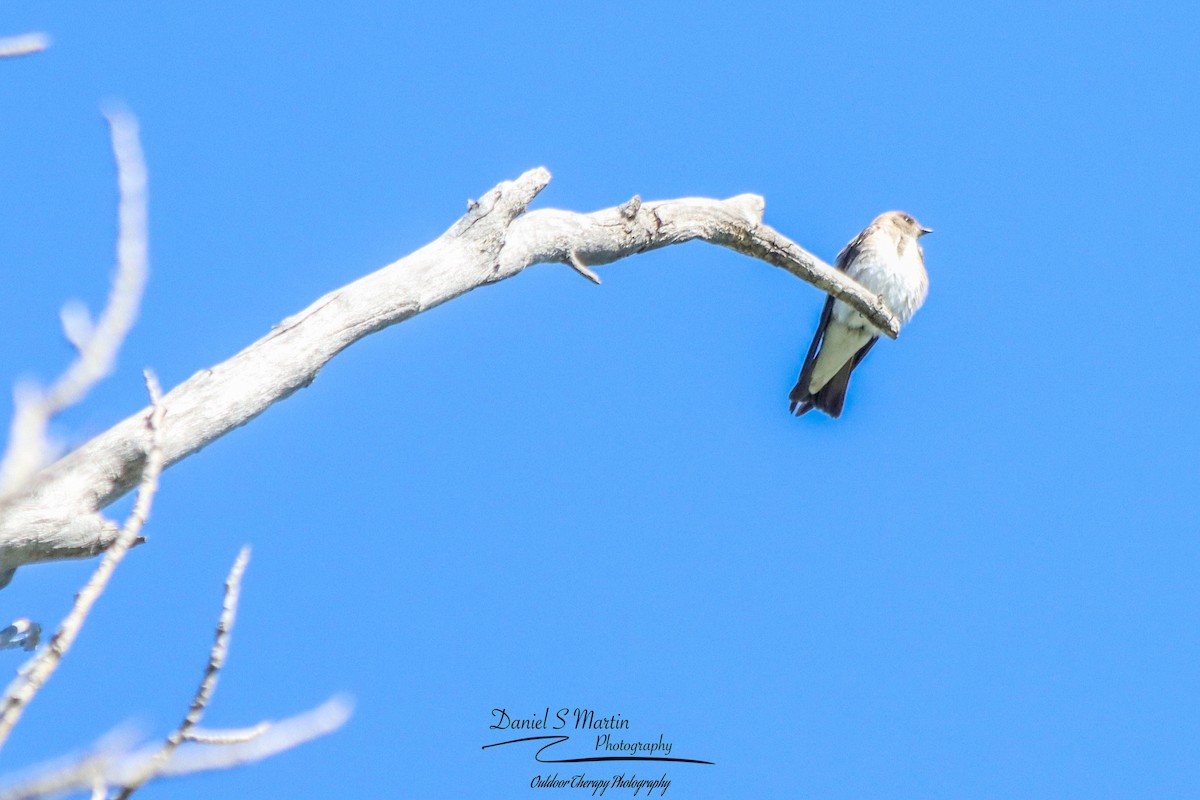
(491, 708, 630, 731)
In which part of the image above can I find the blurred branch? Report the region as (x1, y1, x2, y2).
(0, 168, 899, 581)
(0, 33, 49, 59)
(0, 699, 351, 800)
(0, 548, 351, 800)
(182, 723, 270, 746)
(0, 109, 148, 503)
(111, 546, 250, 799)
(0, 372, 165, 751)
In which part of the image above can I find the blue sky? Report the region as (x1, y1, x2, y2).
(1, 2, 1197, 798)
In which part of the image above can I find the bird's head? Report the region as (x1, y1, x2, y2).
(880, 211, 932, 239)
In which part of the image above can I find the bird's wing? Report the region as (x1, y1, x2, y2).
(834, 223, 877, 271)
(788, 294, 835, 410)
(788, 222, 882, 416)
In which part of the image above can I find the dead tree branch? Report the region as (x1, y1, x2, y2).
(0, 699, 351, 800)
(0, 168, 899, 582)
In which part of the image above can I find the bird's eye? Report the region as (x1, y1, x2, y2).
(903, 215, 914, 225)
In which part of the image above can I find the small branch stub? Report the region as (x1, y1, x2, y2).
(619, 195, 641, 219)
(566, 252, 602, 285)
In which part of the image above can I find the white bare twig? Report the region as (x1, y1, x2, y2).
(112, 546, 250, 799)
(0, 109, 148, 500)
(0, 546, 350, 799)
(182, 723, 270, 746)
(0, 741, 121, 800)
(0, 372, 165, 750)
(142, 698, 350, 775)
(0, 699, 351, 800)
(0, 33, 49, 59)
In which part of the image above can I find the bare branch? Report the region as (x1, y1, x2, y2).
(0, 547, 350, 799)
(143, 697, 350, 776)
(0, 744, 118, 800)
(0, 33, 49, 59)
(174, 547, 249, 740)
(0, 168, 900, 578)
(0, 372, 165, 750)
(0, 699, 350, 800)
(112, 546, 250, 799)
(0, 109, 148, 499)
(498, 193, 900, 334)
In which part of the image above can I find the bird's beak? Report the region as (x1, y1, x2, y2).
(919, 226, 933, 237)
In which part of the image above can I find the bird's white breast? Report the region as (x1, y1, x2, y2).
(833, 237, 928, 332)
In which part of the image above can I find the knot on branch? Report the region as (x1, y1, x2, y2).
(619, 195, 641, 220)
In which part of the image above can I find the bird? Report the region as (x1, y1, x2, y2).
(789, 211, 931, 417)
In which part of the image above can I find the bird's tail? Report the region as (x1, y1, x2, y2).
(789, 360, 853, 418)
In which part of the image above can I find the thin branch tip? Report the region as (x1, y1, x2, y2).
(183, 722, 270, 746)
(520, 166, 552, 186)
(142, 371, 163, 404)
(0, 33, 50, 59)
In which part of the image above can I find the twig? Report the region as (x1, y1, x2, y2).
(0, 699, 350, 800)
(0, 372, 165, 751)
(112, 547, 251, 799)
(142, 698, 350, 777)
(0, 109, 148, 499)
(0, 33, 49, 59)
(0, 547, 351, 799)
(0, 745, 118, 800)
(182, 723, 270, 746)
